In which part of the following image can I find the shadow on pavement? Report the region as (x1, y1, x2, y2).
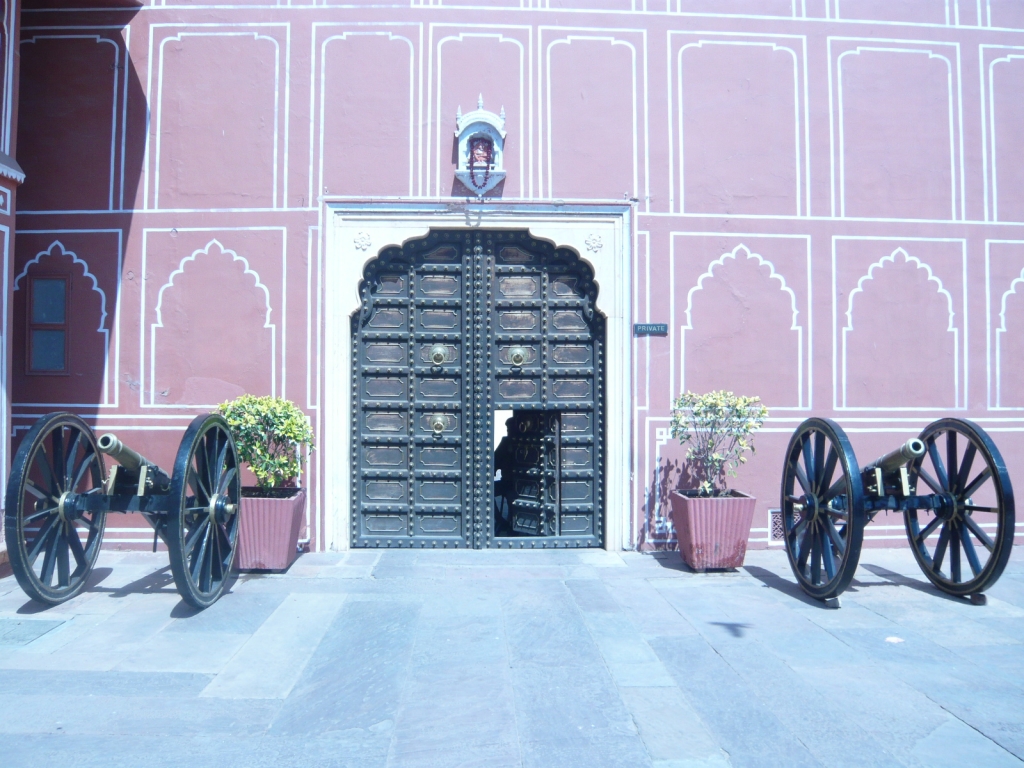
(859, 562, 966, 603)
(709, 621, 753, 637)
(742, 565, 831, 609)
(14, 567, 114, 614)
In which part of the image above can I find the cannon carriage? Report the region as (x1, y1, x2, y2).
(781, 417, 1016, 605)
(3, 412, 240, 609)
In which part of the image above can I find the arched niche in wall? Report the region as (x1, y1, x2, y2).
(842, 248, 957, 408)
(996, 269, 1024, 407)
(150, 239, 275, 406)
(12, 241, 110, 406)
(682, 244, 802, 408)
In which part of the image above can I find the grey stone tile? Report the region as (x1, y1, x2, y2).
(115, 630, 250, 673)
(294, 552, 349, 566)
(387, 741, 521, 768)
(163, 590, 288, 634)
(687, 629, 900, 767)
(372, 565, 448, 580)
(269, 598, 421, 736)
(619, 686, 727, 765)
(502, 587, 603, 669)
(910, 715, 1023, 768)
(509, 664, 642, 748)
(202, 593, 346, 699)
(0, 669, 213, 697)
(390, 663, 518, 756)
(604, 577, 700, 638)
(0, 617, 64, 646)
(520, 738, 652, 768)
(0, 693, 280, 736)
(2, 734, 390, 768)
(651, 635, 822, 768)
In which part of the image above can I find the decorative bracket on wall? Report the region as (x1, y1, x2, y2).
(454, 95, 506, 197)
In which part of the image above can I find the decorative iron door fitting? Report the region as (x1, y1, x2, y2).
(352, 230, 604, 548)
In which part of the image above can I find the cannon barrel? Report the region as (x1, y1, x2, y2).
(97, 433, 172, 492)
(866, 438, 926, 474)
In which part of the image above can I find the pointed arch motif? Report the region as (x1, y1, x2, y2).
(681, 243, 804, 408)
(996, 268, 1024, 407)
(14, 240, 109, 340)
(13, 240, 113, 405)
(841, 247, 958, 408)
(149, 238, 276, 405)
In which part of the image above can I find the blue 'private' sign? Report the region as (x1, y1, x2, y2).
(633, 323, 668, 336)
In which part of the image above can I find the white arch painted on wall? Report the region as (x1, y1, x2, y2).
(841, 247, 958, 408)
(315, 30, 416, 202)
(833, 44, 962, 221)
(19, 35, 121, 211)
(679, 243, 804, 408)
(434, 31, 525, 198)
(149, 238, 276, 406)
(150, 30, 283, 210)
(543, 34, 640, 202)
(995, 267, 1024, 407)
(676, 40, 803, 216)
(14, 240, 113, 404)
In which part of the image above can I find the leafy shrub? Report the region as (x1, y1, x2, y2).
(217, 396, 315, 488)
(669, 390, 768, 496)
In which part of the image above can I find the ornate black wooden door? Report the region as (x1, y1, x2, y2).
(352, 230, 603, 548)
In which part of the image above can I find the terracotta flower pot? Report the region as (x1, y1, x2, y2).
(669, 490, 757, 571)
(235, 488, 306, 571)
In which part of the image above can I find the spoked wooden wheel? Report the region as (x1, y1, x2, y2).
(166, 414, 240, 609)
(3, 413, 106, 605)
(906, 419, 1014, 597)
(781, 418, 866, 600)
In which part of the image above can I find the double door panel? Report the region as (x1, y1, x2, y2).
(353, 230, 602, 549)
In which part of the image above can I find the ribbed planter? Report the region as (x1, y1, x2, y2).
(669, 491, 757, 571)
(236, 488, 306, 572)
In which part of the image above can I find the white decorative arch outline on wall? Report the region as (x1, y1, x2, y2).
(19, 34, 122, 211)
(149, 238, 276, 406)
(676, 39, 803, 216)
(832, 43, 962, 221)
(985, 51, 1024, 222)
(14, 240, 113, 404)
(149, 28, 283, 211)
(543, 32, 641, 202)
(995, 267, 1024, 407)
(679, 243, 804, 408)
(433, 30, 526, 198)
(315, 29, 416, 202)
(841, 247, 958, 408)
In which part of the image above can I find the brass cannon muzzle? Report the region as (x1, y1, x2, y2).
(868, 438, 926, 474)
(97, 433, 172, 493)
(97, 433, 146, 472)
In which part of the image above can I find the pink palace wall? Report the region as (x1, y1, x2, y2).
(9, 0, 1024, 551)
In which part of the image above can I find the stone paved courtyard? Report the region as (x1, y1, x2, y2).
(1, 546, 1023, 768)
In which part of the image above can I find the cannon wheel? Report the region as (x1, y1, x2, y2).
(781, 418, 866, 600)
(906, 419, 1015, 597)
(3, 413, 106, 605)
(166, 414, 240, 609)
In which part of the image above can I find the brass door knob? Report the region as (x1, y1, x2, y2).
(430, 415, 447, 434)
(509, 347, 527, 366)
(430, 345, 447, 365)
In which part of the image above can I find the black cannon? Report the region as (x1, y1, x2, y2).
(3, 412, 240, 609)
(780, 418, 1015, 605)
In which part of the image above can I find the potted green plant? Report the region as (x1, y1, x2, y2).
(668, 390, 768, 571)
(217, 395, 315, 571)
